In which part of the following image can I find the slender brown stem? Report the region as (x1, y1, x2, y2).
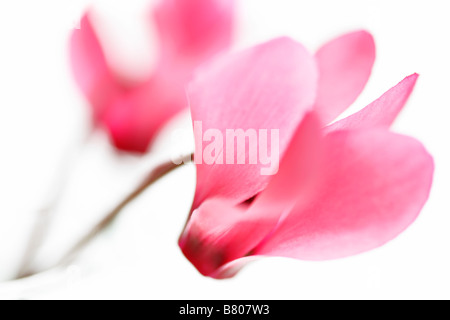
(16, 154, 192, 279)
(16, 131, 94, 279)
(56, 153, 193, 269)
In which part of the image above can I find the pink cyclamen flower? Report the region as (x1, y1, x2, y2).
(179, 31, 434, 279)
(70, 0, 234, 153)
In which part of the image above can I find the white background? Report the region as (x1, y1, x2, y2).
(0, 0, 449, 299)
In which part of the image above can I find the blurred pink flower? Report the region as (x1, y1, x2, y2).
(179, 32, 434, 279)
(70, 0, 234, 153)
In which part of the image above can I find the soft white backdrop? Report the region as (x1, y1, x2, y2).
(0, 0, 449, 299)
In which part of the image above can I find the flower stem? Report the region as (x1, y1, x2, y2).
(57, 154, 193, 270)
(16, 131, 94, 279)
(17, 154, 192, 279)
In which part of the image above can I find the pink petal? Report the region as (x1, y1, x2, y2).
(211, 256, 260, 279)
(154, 0, 234, 67)
(102, 69, 187, 153)
(180, 114, 324, 278)
(71, 14, 185, 153)
(315, 30, 376, 124)
(180, 199, 267, 277)
(250, 113, 324, 213)
(70, 12, 122, 121)
(189, 38, 318, 210)
(325, 74, 419, 133)
(256, 129, 434, 260)
(72, 1, 235, 154)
